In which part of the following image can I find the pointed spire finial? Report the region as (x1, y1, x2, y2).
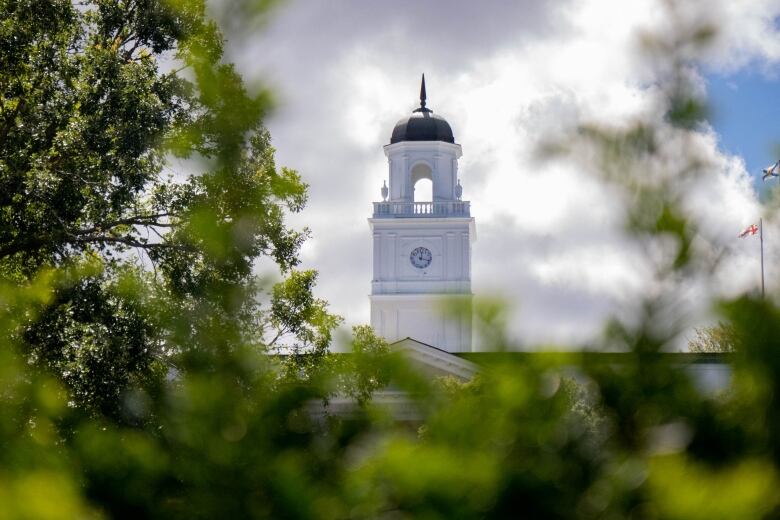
(420, 73, 427, 109)
(413, 73, 432, 113)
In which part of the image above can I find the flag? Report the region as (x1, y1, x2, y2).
(762, 160, 780, 180)
(739, 223, 759, 238)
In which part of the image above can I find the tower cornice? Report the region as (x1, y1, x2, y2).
(383, 140, 462, 159)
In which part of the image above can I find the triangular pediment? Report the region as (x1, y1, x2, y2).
(390, 337, 478, 381)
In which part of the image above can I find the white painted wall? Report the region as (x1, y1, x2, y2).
(370, 294, 472, 352)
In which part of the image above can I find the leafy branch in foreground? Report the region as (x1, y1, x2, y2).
(0, 0, 339, 416)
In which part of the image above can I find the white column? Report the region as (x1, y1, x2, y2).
(372, 233, 381, 281)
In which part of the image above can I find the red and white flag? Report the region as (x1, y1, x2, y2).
(739, 223, 759, 238)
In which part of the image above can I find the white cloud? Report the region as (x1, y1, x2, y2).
(215, 0, 779, 347)
(705, 0, 780, 73)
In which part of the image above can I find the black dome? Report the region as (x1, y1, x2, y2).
(389, 74, 455, 144)
(390, 110, 455, 144)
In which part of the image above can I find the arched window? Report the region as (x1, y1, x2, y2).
(411, 162, 432, 202)
(413, 178, 432, 202)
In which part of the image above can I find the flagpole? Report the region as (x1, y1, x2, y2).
(760, 217, 765, 298)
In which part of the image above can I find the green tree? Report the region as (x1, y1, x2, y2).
(0, 0, 336, 417)
(688, 322, 739, 352)
(4, 1, 780, 520)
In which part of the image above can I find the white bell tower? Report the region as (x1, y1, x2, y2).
(369, 75, 475, 352)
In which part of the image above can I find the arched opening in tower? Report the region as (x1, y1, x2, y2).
(411, 163, 433, 202)
(413, 178, 432, 202)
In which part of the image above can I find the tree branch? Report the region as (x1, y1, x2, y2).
(267, 325, 290, 348)
(0, 214, 187, 260)
(72, 235, 194, 251)
(74, 213, 175, 236)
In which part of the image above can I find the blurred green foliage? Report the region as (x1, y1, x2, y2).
(2, 0, 780, 519)
(688, 322, 738, 352)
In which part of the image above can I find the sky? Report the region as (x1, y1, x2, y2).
(211, 0, 780, 349)
(708, 71, 780, 184)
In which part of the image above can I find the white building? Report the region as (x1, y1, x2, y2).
(369, 75, 475, 353)
(359, 77, 730, 399)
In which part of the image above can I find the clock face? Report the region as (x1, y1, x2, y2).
(410, 246, 432, 269)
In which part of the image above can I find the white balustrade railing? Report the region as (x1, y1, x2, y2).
(373, 200, 470, 218)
